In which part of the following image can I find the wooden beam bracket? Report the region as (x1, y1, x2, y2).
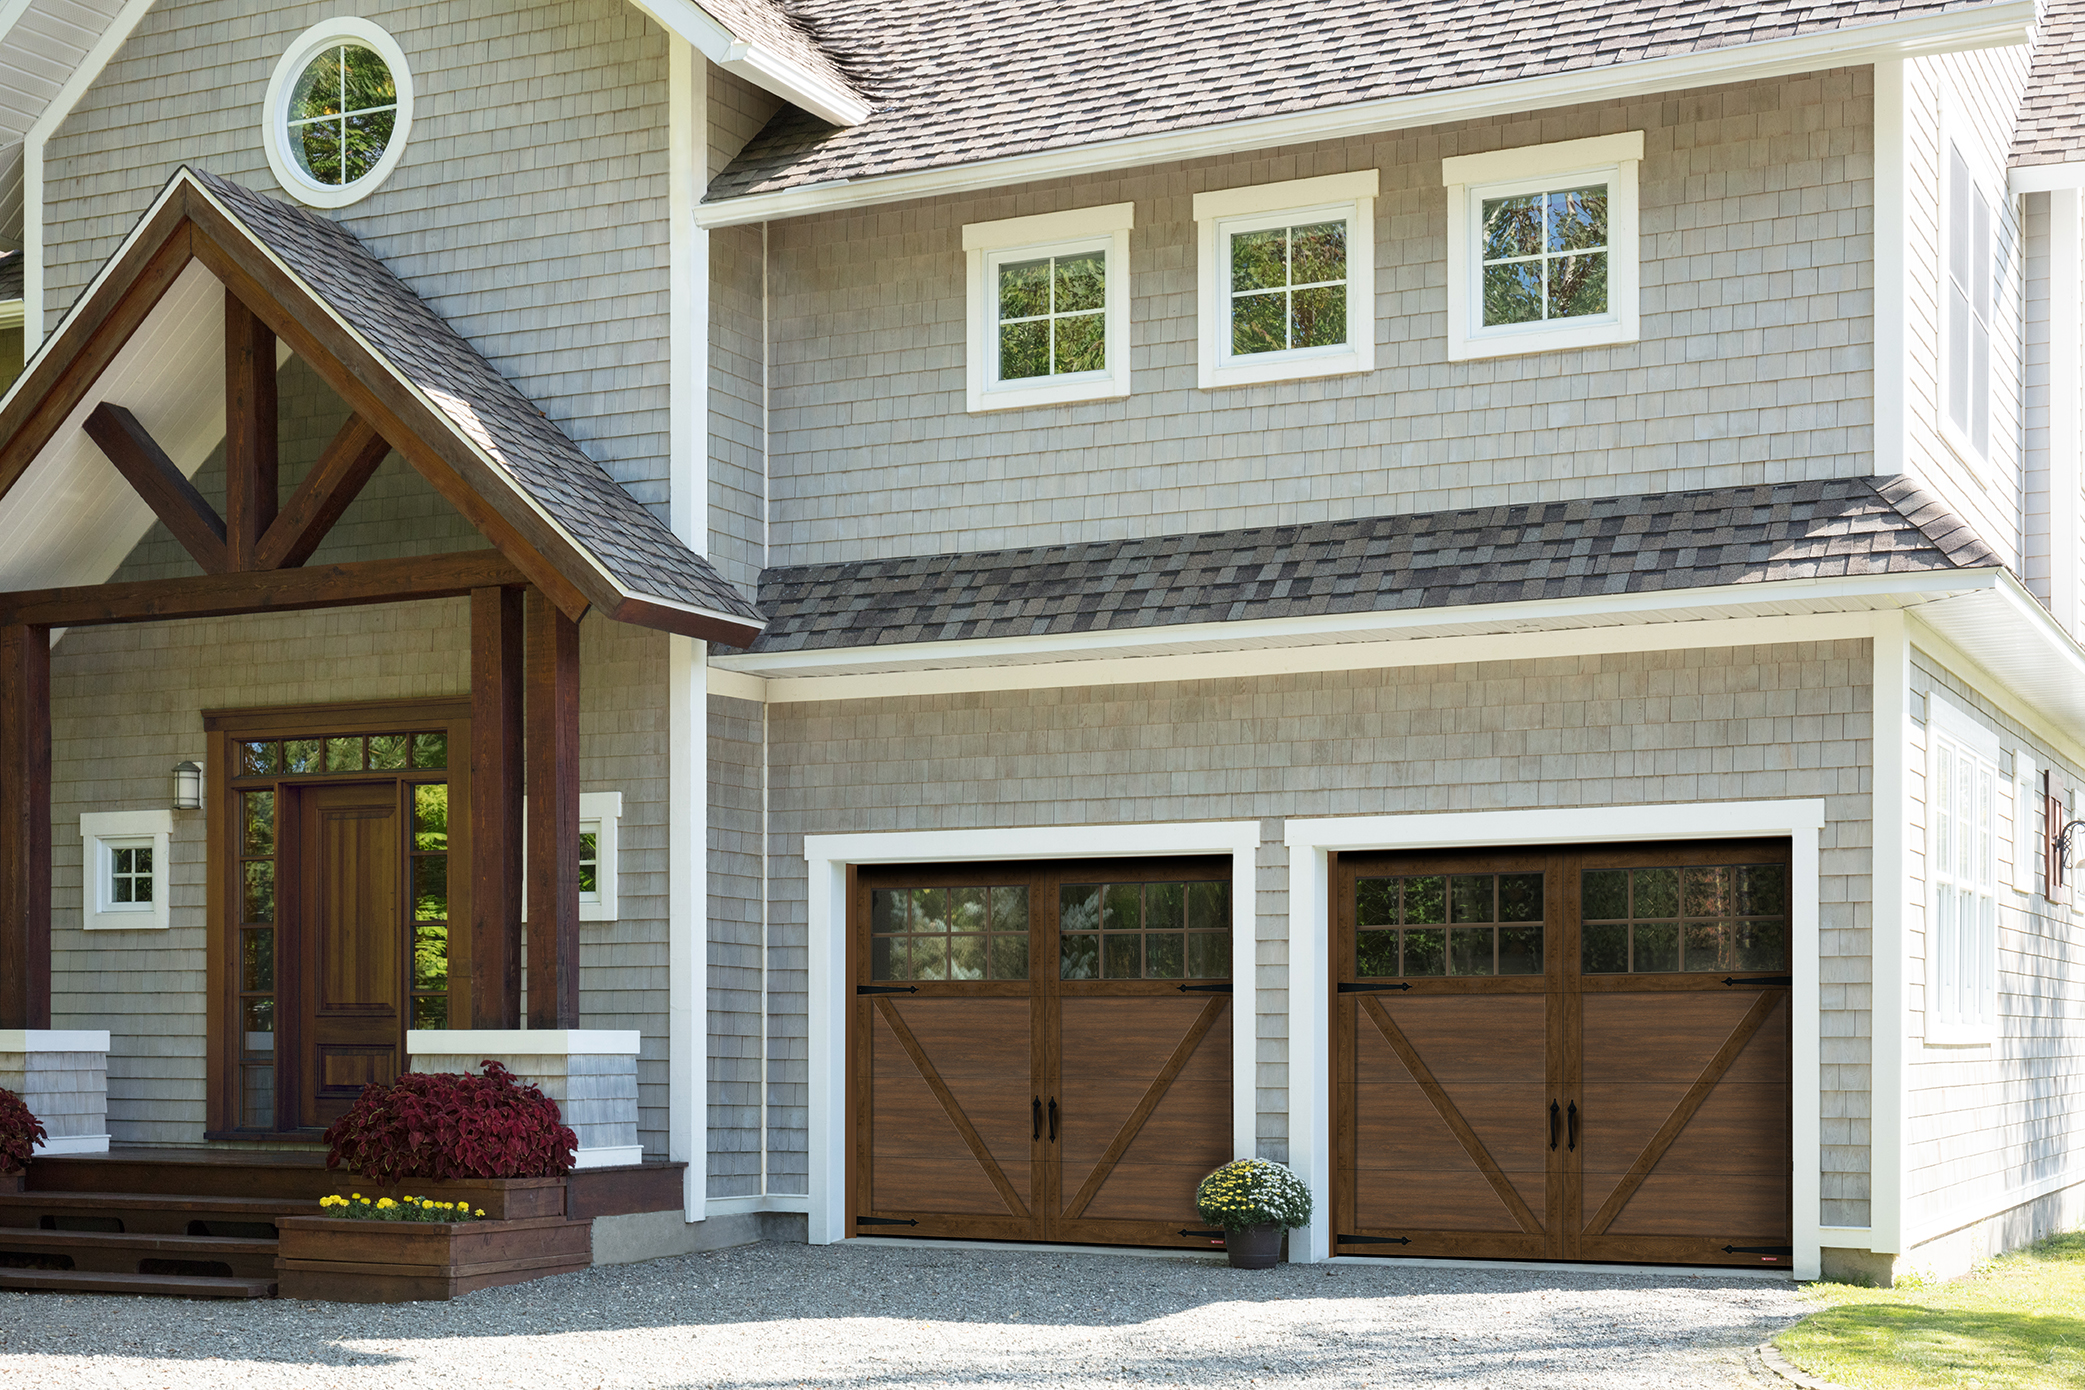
(83, 403, 228, 574)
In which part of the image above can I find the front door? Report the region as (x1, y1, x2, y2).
(851, 859, 1234, 1247)
(294, 783, 404, 1129)
(1334, 841, 1792, 1269)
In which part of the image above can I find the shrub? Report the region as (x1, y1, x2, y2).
(322, 1060, 576, 1185)
(319, 1193, 486, 1223)
(0, 1088, 46, 1173)
(1195, 1158, 1313, 1231)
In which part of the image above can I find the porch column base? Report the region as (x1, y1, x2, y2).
(408, 1029, 642, 1169)
(0, 1029, 111, 1155)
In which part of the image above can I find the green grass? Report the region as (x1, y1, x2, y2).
(1775, 1233, 2085, 1389)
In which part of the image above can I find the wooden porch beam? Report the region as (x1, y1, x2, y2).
(524, 588, 581, 1029)
(0, 625, 51, 1030)
(470, 586, 524, 1031)
(223, 293, 279, 571)
(254, 413, 393, 571)
(83, 403, 228, 574)
(0, 550, 531, 629)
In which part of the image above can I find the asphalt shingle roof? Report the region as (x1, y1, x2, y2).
(2014, 0, 2085, 166)
(702, 0, 864, 102)
(741, 477, 2000, 653)
(190, 170, 760, 628)
(709, 0, 2012, 203)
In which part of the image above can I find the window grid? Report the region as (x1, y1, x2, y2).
(236, 732, 447, 778)
(1479, 184, 1610, 327)
(108, 842, 154, 908)
(1579, 863, 1789, 975)
(1059, 880, 1230, 981)
(995, 251, 1106, 382)
(1355, 873, 1543, 978)
(1226, 219, 1348, 357)
(1932, 733, 1999, 1029)
(871, 884, 1031, 981)
(287, 42, 398, 187)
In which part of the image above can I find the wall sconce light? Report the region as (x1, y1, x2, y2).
(172, 761, 203, 811)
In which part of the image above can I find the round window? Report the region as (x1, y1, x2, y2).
(263, 21, 415, 209)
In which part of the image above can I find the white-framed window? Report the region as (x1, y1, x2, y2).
(1192, 171, 1377, 389)
(262, 19, 415, 210)
(1927, 696, 2000, 1043)
(1442, 132, 1642, 361)
(1940, 137, 1997, 467)
(963, 204, 1133, 412)
(80, 810, 173, 931)
(522, 791, 622, 923)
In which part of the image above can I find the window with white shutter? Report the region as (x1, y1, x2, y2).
(1942, 141, 1994, 465)
(1928, 697, 2000, 1042)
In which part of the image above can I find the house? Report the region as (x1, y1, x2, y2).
(0, 0, 2079, 1295)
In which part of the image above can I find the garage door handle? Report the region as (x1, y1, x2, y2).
(1032, 1097, 1042, 1141)
(1549, 1100, 1560, 1150)
(1048, 1097, 1058, 1141)
(1567, 1101, 1578, 1151)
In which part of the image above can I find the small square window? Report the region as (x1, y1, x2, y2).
(80, 811, 175, 931)
(1194, 171, 1377, 389)
(1443, 132, 1642, 360)
(964, 204, 1133, 412)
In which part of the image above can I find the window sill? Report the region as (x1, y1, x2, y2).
(81, 916, 169, 932)
(967, 376, 1130, 414)
(1199, 348, 1372, 391)
(1449, 318, 1636, 362)
(1923, 1023, 1998, 1048)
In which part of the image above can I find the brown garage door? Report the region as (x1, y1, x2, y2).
(851, 858, 1234, 1248)
(1334, 841, 1792, 1269)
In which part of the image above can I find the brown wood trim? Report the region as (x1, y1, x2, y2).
(1359, 994, 1544, 1237)
(82, 403, 229, 573)
(873, 997, 1031, 1221)
(185, 219, 598, 624)
(1058, 994, 1227, 1220)
(0, 216, 194, 503)
(205, 695, 472, 735)
(1579, 988, 1784, 1237)
(469, 587, 523, 1031)
(0, 551, 527, 630)
(255, 414, 393, 571)
(523, 589, 580, 1028)
(223, 291, 279, 572)
(854, 856, 1231, 888)
(605, 596, 760, 647)
(0, 625, 51, 1029)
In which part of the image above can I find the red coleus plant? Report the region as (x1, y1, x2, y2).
(322, 1060, 577, 1185)
(0, 1087, 47, 1174)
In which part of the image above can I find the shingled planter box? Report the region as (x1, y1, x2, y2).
(325, 1173, 566, 1220)
(276, 1213, 593, 1302)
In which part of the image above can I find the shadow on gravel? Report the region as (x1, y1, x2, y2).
(0, 1238, 1805, 1382)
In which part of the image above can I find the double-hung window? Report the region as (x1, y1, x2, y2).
(1442, 132, 1642, 360)
(963, 203, 1133, 412)
(1193, 171, 1377, 389)
(1927, 696, 2000, 1042)
(1942, 140, 1996, 465)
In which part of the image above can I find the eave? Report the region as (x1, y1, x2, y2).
(630, 0, 870, 126)
(696, 1, 2035, 227)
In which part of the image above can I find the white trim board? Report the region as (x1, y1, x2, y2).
(800, 820, 1263, 1246)
(693, 5, 2034, 228)
(1284, 800, 1828, 1278)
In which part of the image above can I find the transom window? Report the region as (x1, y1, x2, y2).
(1355, 872, 1544, 977)
(264, 20, 415, 209)
(1580, 862, 1788, 975)
(237, 732, 447, 777)
(1226, 218, 1348, 356)
(1480, 185, 1609, 326)
(996, 251, 1106, 380)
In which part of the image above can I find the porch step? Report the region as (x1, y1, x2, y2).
(0, 1267, 275, 1298)
(0, 1227, 280, 1279)
(0, 1190, 322, 1229)
(27, 1150, 337, 1202)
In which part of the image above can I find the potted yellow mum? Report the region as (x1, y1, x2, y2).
(1196, 1159, 1312, 1269)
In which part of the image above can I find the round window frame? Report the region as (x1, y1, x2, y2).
(262, 18, 415, 209)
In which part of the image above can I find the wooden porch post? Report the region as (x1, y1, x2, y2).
(470, 586, 524, 1029)
(524, 588, 580, 1028)
(0, 624, 51, 1029)
(223, 293, 278, 572)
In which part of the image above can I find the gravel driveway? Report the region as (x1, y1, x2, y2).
(0, 1240, 1808, 1389)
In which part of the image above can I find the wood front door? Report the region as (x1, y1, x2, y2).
(851, 859, 1233, 1248)
(294, 783, 404, 1129)
(1334, 841, 1793, 1269)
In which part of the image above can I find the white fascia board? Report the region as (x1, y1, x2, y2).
(712, 568, 2001, 679)
(1910, 572, 2085, 766)
(624, 0, 870, 127)
(693, 3, 2034, 227)
(2009, 160, 2085, 194)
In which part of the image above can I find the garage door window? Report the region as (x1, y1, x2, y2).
(1580, 862, 1788, 974)
(1354, 871, 1543, 976)
(1059, 879, 1230, 979)
(870, 884, 1031, 981)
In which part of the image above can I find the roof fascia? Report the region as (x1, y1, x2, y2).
(696, 1, 2034, 227)
(625, 0, 869, 127)
(1910, 569, 2085, 766)
(712, 566, 2002, 681)
(2010, 159, 2085, 193)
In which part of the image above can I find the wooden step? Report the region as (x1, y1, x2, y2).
(0, 1190, 320, 1234)
(0, 1227, 280, 1278)
(0, 1267, 275, 1298)
(27, 1151, 336, 1202)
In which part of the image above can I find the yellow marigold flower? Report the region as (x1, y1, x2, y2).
(474, 1208, 485, 1218)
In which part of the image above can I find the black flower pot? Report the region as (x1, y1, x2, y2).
(1224, 1221, 1283, 1269)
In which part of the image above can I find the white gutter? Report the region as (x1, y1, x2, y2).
(2011, 159, 2085, 193)
(696, 2, 2034, 228)
(627, 0, 870, 127)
